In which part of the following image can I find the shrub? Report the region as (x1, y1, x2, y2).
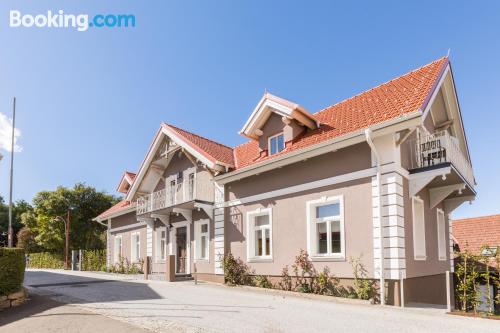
(109, 256, 143, 274)
(277, 265, 293, 291)
(82, 249, 107, 271)
(27, 252, 64, 269)
(314, 267, 339, 296)
(222, 252, 252, 285)
(455, 248, 480, 312)
(292, 249, 316, 293)
(0, 248, 26, 296)
(349, 255, 374, 300)
(253, 275, 273, 289)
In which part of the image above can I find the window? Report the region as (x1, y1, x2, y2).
(437, 209, 446, 261)
(114, 235, 122, 263)
(268, 133, 285, 155)
(169, 179, 176, 205)
(307, 196, 345, 259)
(412, 197, 426, 260)
(156, 228, 167, 262)
(195, 220, 209, 260)
(247, 208, 272, 261)
(131, 232, 141, 262)
(188, 173, 195, 200)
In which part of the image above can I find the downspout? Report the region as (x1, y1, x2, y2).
(365, 128, 385, 306)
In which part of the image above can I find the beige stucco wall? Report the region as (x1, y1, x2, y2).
(225, 144, 374, 278)
(403, 178, 451, 278)
(109, 212, 147, 267)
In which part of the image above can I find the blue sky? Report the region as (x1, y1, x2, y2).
(0, 1, 498, 219)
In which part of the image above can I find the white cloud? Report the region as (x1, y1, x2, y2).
(0, 112, 22, 153)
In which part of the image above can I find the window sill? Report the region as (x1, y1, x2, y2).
(155, 260, 166, 264)
(247, 257, 273, 263)
(438, 257, 447, 261)
(310, 255, 345, 262)
(414, 256, 427, 261)
(194, 258, 209, 263)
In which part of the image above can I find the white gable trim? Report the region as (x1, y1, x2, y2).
(126, 125, 224, 201)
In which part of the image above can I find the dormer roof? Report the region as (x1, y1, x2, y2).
(117, 171, 136, 194)
(239, 92, 319, 140)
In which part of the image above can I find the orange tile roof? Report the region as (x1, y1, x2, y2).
(234, 57, 449, 169)
(125, 171, 136, 181)
(163, 123, 235, 167)
(452, 214, 500, 254)
(95, 200, 133, 220)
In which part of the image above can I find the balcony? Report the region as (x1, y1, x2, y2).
(137, 178, 215, 215)
(406, 130, 474, 188)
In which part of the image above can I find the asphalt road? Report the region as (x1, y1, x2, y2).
(9, 269, 499, 333)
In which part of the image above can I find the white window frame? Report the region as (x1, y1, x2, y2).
(114, 235, 122, 264)
(436, 209, 447, 261)
(131, 231, 141, 263)
(306, 195, 345, 260)
(183, 167, 196, 202)
(194, 219, 210, 261)
(412, 196, 427, 260)
(268, 132, 285, 155)
(246, 207, 273, 262)
(156, 226, 167, 263)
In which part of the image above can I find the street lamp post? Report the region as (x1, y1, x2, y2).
(54, 210, 71, 270)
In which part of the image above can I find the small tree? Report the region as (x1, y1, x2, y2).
(455, 248, 479, 312)
(16, 227, 40, 253)
(292, 249, 316, 293)
(349, 255, 374, 300)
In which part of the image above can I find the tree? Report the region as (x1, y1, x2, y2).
(16, 226, 40, 253)
(23, 183, 118, 252)
(0, 197, 33, 247)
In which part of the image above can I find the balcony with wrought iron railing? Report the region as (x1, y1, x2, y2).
(405, 130, 474, 187)
(136, 178, 215, 215)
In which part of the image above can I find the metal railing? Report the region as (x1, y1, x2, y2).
(137, 178, 215, 215)
(406, 130, 474, 187)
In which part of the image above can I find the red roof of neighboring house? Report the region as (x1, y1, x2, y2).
(95, 200, 133, 220)
(234, 57, 449, 169)
(452, 214, 500, 253)
(163, 123, 235, 167)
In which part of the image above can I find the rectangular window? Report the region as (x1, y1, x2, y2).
(156, 228, 167, 262)
(412, 197, 426, 260)
(114, 235, 122, 263)
(131, 232, 141, 262)
(169, 179, 176, 205)
(188, 173, 195, 200)
(437, 209, 446, 261)
(308, 199, 344, 258)
(268, 133, 285, 155)
(247, 208, 272, 260)
(195, 220, 209, 260)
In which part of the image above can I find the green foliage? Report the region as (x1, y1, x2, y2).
(292, 249, 316, 293)
(314, 267, 339, 296)
(221, 252, 253, 285)
(0, 197, 33, 247)
(277, 265, 293, 291)
(82, 249, 107, 271)
(455, 248, 480, 312)
(27, 252, 64, 269)
(22, 183, 118, 252)
(253, 275, 273, 289)
(0, 248, 26, 296)
(108, 256, 143, 274)
(349, 255, 374, 300)
(16, 227, 41, 253)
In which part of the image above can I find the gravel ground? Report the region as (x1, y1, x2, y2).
(23, 269, 499, 333)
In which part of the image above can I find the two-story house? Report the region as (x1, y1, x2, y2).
(94, 56, 476, 306)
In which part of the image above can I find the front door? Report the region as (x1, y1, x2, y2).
(176, 226, 187, 274)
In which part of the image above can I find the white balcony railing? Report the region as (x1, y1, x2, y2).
(137, 178, 215, 215)
(406, 130, 474, 187)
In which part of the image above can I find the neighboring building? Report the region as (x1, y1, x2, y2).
(95, 56, 476, 306)
(452, 214, 499, 312)
(452, 214, 500, 255)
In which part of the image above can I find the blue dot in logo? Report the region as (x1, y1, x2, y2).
(89, 22, 93, 27)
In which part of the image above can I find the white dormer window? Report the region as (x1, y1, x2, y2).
(268, 133, 285, 155)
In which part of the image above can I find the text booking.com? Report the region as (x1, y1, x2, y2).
(9, 10, 135, 32)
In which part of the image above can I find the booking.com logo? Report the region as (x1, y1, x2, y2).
(9, 10, 135, 32)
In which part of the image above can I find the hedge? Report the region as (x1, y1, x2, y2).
(82, 249, 106, 271)
(27, 252, 64, 269)
(0, 248, 26, 296)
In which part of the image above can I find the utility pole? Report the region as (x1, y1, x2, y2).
(8, 97, 16, 248)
